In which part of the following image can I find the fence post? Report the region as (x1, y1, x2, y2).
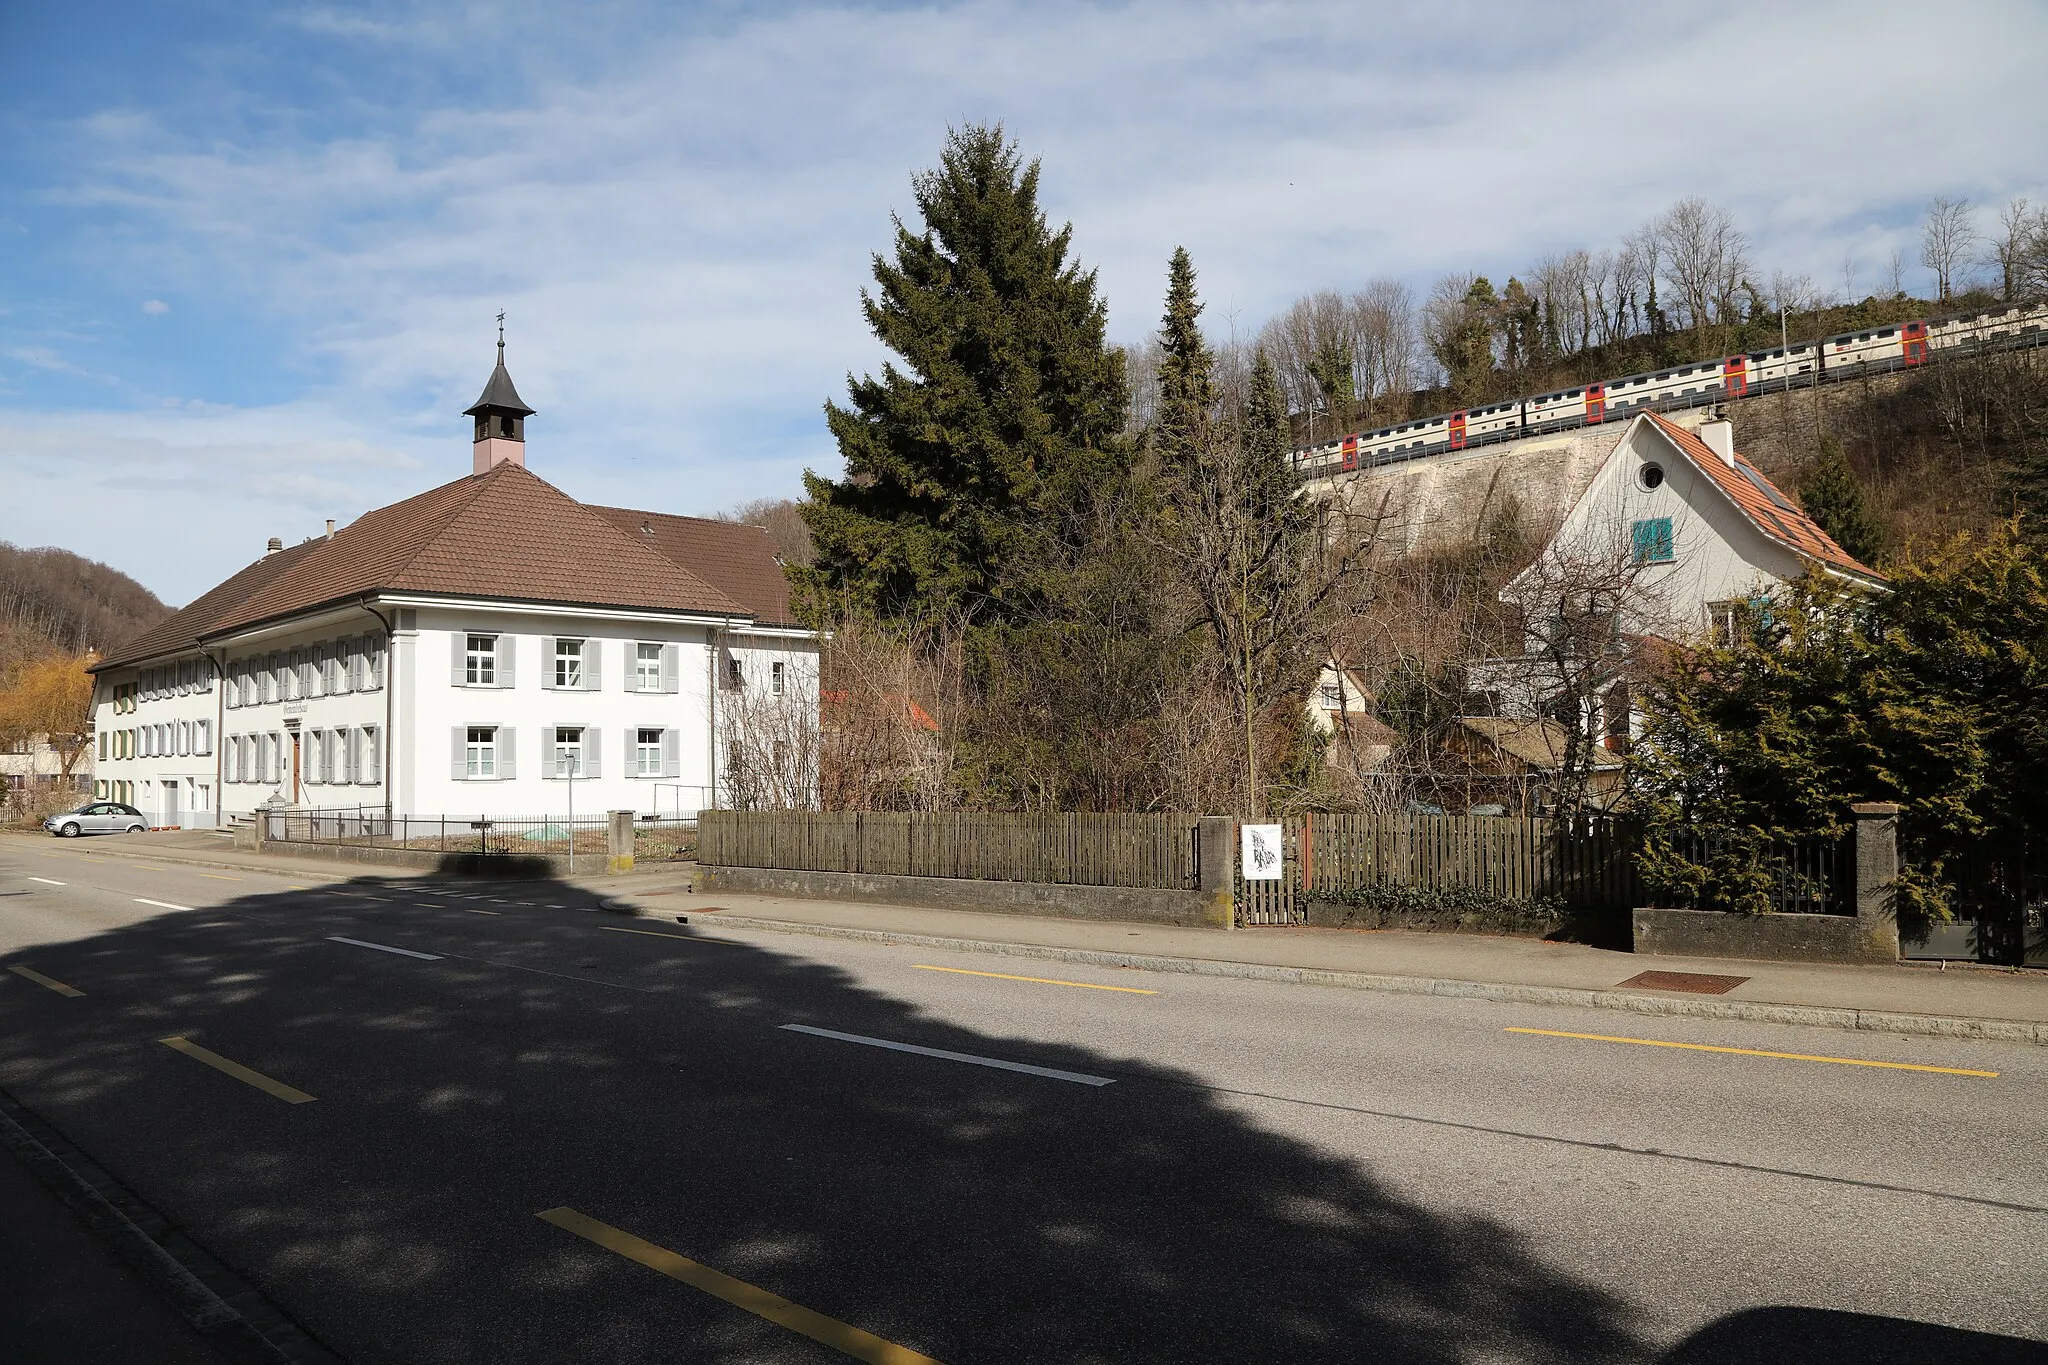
(1196, 816, 1234, 930)
(607, 809, 636, 875)
(1850, 801, 1903, 961)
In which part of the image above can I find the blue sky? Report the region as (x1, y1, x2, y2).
(3, 0, 2043, 606)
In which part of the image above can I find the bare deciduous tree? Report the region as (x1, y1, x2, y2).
(1920, 196, 1977, 302)
(1653, 198, 1750, 333)
(1982, 197, 2048, 300)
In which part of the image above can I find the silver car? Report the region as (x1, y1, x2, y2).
(45, 801, 148, 838)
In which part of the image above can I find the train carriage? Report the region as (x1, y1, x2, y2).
(1292, 299, 2048, 485)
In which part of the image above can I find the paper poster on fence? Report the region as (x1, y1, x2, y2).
(1240, 823, 1283, 880)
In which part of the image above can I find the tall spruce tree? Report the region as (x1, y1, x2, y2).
(1151, 248, 1363, 814)
(798, 126, 1128, 621)
(1798, 439, 1885, 567)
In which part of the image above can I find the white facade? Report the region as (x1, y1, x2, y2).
(1527, 415, 1827, 645)
(91, 600, 820, 826)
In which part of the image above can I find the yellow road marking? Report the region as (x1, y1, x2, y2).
(159, 1037, 317, 1103)
(8, 964, 85, 997)
(600, 925, 739, 945)
(537, 1207, 945, 1364)
(1504, 1027, 1998, 1077)
(197, 873, 243, 881)
(911, 963, 1158, 995)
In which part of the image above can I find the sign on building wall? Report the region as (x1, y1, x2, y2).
(1240, 823, 1284, 880)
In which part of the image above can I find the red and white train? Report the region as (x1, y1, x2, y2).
(1293, 299, 2048, 479)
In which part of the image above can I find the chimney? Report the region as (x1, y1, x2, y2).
(265, 537, 284, 556)
(1698, 416, 1735, 466)
(325, 519, 336, 539)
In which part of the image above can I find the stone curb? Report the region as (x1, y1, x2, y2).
(665, 910, 2048, 1047)
(0, 1088, 325, 1363)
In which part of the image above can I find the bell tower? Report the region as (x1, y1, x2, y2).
(464, 315, 535, 474)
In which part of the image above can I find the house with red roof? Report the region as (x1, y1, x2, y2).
(85, 343, 818, 827)
(1467, 410, 1885, 769)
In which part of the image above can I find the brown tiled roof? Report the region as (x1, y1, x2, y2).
(1644, 413, 1882, 581)
(95, 463, 753, 670)
(590, 506, 798, 627)
(1454, 716, 1623, 772)
(91, 539, 324, 671)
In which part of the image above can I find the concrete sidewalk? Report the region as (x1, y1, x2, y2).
(16, 831, 2043, 1043)
(618, 883, 2048, 1044)
(0, 827, 677, 899)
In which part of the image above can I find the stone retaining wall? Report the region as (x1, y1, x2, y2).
(696, 864, 1231, 928)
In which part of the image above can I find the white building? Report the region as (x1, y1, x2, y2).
(1470, 410, 1884, 739)
(87, 344, 820, 827)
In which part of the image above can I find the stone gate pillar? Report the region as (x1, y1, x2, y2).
(1850, 801, 1902, 961)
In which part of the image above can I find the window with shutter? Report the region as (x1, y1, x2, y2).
(370, 639, 385, 689)
(362, 727, 380, 785)
(634, 642, 661, 692)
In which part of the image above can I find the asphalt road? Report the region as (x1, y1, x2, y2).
(1, 835, 2044, 1364)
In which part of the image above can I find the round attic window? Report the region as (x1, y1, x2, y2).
(1639, 462, 1665, 490)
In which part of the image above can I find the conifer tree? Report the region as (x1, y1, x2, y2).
(1797, 439, 1886, 567)
(798, 126, 1128, 621)
(1151, 248, 1368, 814)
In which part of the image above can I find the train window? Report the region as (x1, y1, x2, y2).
(1878, 329, 1894, 337)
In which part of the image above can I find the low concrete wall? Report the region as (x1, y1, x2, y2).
(1633, 907, 1898, 964)
(260, 838, 566, 879)
(697, 864, 1231, 928)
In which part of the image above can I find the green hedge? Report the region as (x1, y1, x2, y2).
(1303, 883, 1573, 938)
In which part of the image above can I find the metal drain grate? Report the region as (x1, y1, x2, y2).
(1617, 970, 1750, 995)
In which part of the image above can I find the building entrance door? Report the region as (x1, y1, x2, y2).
(162, 779, 180, 828)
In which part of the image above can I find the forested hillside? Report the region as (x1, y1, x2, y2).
(0, 542, 168, 672)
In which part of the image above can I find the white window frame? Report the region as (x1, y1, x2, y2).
(466, 726, 498, 779)
(635, 642, 662, 691)
(551, 726, 584, 779)
(555, 639, 584, 689)
(636, 727, 662, 777)
(771, 660, 785, 698)
(466, 634, 498, 686)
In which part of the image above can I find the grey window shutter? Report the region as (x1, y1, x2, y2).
(452, 634, 466, 686)
(540, 637, 555, 689)
(371, 640, 385, 689)
(623, 643, 638, 693)
(661, 643, 679, 693)
(498, 635, 515, 689)
(662, 728, 678, 778)
(583, 728, 601, 779)
(586, 642, 602, 692)
(335, 639, 354, 694)
(499, 727, 516, 781)
(452, 727, 466, 781)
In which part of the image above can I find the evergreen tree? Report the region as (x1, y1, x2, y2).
(1151, 248, 1362, 814)
(1797, 439, 1886, 567)
(798, 125, 1128, 621)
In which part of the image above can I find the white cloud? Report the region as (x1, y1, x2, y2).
(7, 0, 2045, 603)
(141, 299, 170, 314)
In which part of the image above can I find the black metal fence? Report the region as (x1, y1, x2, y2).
(264, 804, 695, 862)
(1661, 833, 1845, 915)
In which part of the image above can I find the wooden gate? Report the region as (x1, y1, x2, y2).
(1235, 819, 1303, 926)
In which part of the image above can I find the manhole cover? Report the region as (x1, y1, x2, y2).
(1617, 970, 1749, 995)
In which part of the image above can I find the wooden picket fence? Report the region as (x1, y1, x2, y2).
(1238, 813, 1641, 925)
(697, 810, 1202, 891)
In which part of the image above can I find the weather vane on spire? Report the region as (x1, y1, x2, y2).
(496, 310, 506, 359)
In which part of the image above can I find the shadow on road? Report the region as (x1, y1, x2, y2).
(0, 873, 2038, 1363)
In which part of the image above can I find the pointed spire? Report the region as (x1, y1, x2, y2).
(465, 316, 534, 419)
